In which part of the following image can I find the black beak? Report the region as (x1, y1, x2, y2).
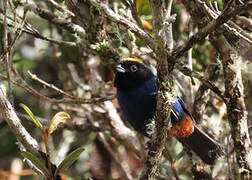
(115, 64, 126, 73)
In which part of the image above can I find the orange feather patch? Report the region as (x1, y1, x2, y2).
(167, 116, 194, 138)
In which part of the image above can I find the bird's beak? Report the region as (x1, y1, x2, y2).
(115, 64, 126, 73)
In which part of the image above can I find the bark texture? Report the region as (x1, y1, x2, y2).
(182, 0, 252, 179)
(140, 0, 172, 179)
(210, 33, 252, 179)
(0, 88, 39, 155)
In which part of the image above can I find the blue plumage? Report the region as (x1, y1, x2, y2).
(117, 75, 157, 137)
(114, 59, 223, 164)
(117, 75, 192, 137)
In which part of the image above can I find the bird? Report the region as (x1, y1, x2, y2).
(114, 57, 224, 165)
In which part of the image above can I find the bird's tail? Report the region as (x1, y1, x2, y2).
(178, 125, 224, 164)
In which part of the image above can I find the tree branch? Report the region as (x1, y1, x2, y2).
(140, 0, 173, 179)
(169, 0, 252, 70)
(3, 0, 14, 104)
(192, 60, 221, 123)
(87, 0, 155, 50)
(0, 9, 77, 49)
(181, 0, 252, 178)
(0, 74, 116, 104)
(176, 63, 225, 102)
(210, 32, 252, 179)
(25, 2, 85, 37)
(0, 87, 39, 155)
(199, 0, 252, 44)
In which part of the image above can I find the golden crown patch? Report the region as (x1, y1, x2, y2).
(122, 57, 143, 64)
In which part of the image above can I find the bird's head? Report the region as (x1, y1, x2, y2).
(114, 58, 154, 91)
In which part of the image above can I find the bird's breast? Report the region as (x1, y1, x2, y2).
(117, 77, 157, 136)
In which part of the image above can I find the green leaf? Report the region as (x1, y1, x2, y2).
(55, 147, 84, 176)
(21, 151, 49, 177)
(19, 103, 43, 131)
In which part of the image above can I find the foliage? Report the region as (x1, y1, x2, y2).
(0, 0, 251, 179)
(19, 104, 83, 179)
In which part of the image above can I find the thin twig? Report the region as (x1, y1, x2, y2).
(0, 10, 76, 61)
(0, 21, 76, 49)
(88, 0, 155, 50)
(18, 112, 108, 133)
(199, 0, 252, 44)
(187, 28, 193, 105)
(27, 71, 75, 99)
(25, 2, 86, 37)
(0, 4, 27, 61)
(176, 63, 226, 102)
(170, 0, 252, 68)
(47, 0, 75, 17)
(2, 0, 8, 57)
(97, 133, 133, 180)
(164, 0, 174, 50)
(192, 60, 221, 123)
(131, 0, 144, 29)
(3, 0, 14, 104)
(0, 74, 116, 104)
(163, 146, 181, 180)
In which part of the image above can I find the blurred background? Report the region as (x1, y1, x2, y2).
(0, 0, 252, 179)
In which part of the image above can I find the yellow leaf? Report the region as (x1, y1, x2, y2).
(142, 19, 152, 30)
(48, 112, 70, 135)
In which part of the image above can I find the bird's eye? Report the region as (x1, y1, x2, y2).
(130, 65, 138, 72)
